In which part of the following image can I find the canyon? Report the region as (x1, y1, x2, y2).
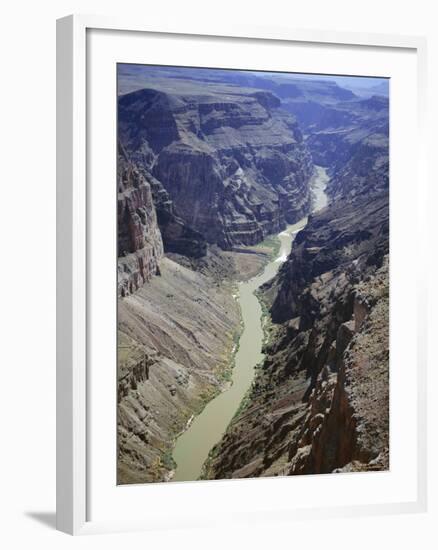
(118, 77, 314, 248)
(117, 66, 390, 483)
(203, 193, 389, 478)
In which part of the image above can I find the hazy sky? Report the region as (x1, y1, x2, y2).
(118, 64, 389, 97)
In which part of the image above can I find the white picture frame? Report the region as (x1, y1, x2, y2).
(56, 14, 428, 535)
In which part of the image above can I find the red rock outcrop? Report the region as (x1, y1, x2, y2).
(117, 146, 163, 297)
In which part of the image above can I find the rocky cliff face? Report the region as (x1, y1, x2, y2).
(117, 146, 240, 484)
(270, 191, 389, 323)
(286, 95, 389, 177)
(203, 191, 389, 479)
(118, 82, 314, 248)
(326, 132, 388, 201)
(117, 146, 164, 297)
(295, 261, 389, 474)
(137, 166, 207, 258)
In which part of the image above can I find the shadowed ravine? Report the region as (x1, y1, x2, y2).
(171, 166, 329, 482)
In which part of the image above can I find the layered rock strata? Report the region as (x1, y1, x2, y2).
(140, 167, 207, 258)
(118, 84, 314, 248)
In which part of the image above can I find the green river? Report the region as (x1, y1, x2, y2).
(171, 166, 329, 482)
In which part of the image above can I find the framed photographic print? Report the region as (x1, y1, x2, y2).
(57, 15, 427, 535)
